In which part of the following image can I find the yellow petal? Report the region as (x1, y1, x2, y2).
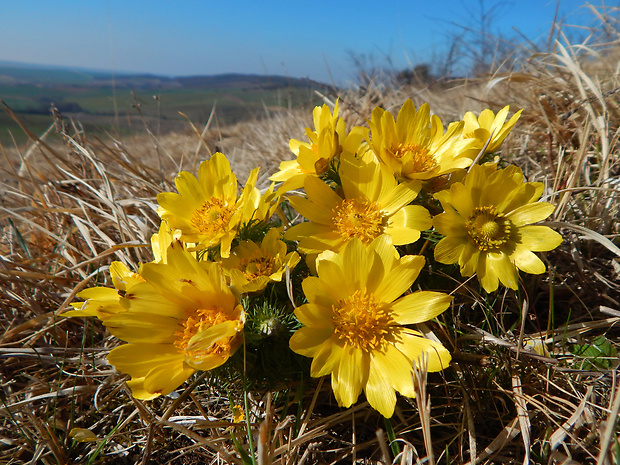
(303, 176, 343, 212)
(68, 428, 98, 443)
(303, 264, 342, 300)
(448, 182, 475, 218)
(391, 291, 452, 325)
(460, 242, 480, 277)
(372, 344, 416, 398)
(288, 196, 334, 225)
(507, 202, 555, 226)
(387, 205, 432, 243)
(174, 171, 205, 207)
(511, 246, 547, 274)
(434, 236, 466, 264)
(518, 225, 563, 252)
(126, 377, 163, 400)
(310, 335, 343, 377)
(395, 332, 452, 372)
(433, 209, 467, 237)
(142, 358, 196, 397)
(294, 302, 335, 329)
(476, 254, 499, 292)
(364, 361, 397, 418)
(104, 312, 178, 343)
(373, 255, 425, 303)
(380, 181, 421, 215)
(107, 343, 183, 379)
(289, 326, 333, 357)
(187, 320, 239, 352)
(486, 252, 518, 290)
(333, 345, 368, 408)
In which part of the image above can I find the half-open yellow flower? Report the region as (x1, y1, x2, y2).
(369, 100, 476, 180)
(462, 106, 523, 153)
(220, 228, 300, 293)
(64, 221, 179, 320)
(289, 236, 452, 417)
(270, 101, 367, 192)
(105, 241, 245, 399)
(433, 163, 563, 292)
(63, 261, 145, 320)
(157, 152, 258, 257)
(284, 150, 431, 256)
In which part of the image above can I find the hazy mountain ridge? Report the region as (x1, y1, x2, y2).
(0, 61, 326, 89)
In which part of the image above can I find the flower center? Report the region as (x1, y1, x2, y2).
(331, 289, 393, 351)
(465, 206, 512, 251)
(190, 197, 235, 238)
(240, 253, 274, 281)
(390, 143, 437, 173)
(174, 307, 232, 359)
(332, 198, 385, 244)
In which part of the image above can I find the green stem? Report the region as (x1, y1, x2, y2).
(384, 417, 401, 457)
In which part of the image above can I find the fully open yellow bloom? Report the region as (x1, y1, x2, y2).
(105, 242, 244, 399)
(369, 100, 476, 180)
(289, 237, 452, 417)
(270, 101, 367, 192)
(433, 163, 563, 292)
(462, 106, 523, 154)
(157, 152, 259, 257)
(284, 150, 431, 256)
(220, 228, 300, 293)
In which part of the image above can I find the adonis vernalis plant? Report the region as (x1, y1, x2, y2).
(66, 98, 562, 418)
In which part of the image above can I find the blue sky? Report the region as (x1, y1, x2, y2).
(0, 0, 606, 83)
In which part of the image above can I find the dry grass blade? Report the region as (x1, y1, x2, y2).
(596, 377, 620, 465)
(464, 417, 521, 465)
(550, 386, 594, 451)
(413, 354, 434, 465)
(511, 374, 531, 465)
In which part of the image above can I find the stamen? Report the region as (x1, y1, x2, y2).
(239, 253, 274, 281)
(332, 198, 384, 244)
(332, 289, 393, 351)
(174, 307, 233, 360)
(190, 197, 235, 238)
(465, 206, 512, 251)
(390, 143, 437, 173)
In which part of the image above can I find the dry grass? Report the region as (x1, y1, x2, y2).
(2, 6, 620, 464)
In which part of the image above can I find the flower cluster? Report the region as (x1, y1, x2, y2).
(66, 99, 561, 418)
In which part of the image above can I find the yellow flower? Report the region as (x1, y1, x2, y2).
(433, 163, 563, 292)
(238, 179, 281, 227)
(284, 150, 431, 256)
(220, 228, 300, 293)
(462, 106, 523, 153)
(289, 236, 452, 417)
(64, 222, 182, 320)
(156, 152, 258, 257)
(270, 101, 367, 192)
(232, 404, 245, 423)
(105, 241, 245, 399)
(369, 100, 476, 180)
(150, 221, 184, 263)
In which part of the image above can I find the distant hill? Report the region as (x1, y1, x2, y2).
(0, 61, 331, 143)
(0, 60, 326, 89)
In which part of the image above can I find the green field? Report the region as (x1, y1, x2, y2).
(0, 67, 329, 146)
